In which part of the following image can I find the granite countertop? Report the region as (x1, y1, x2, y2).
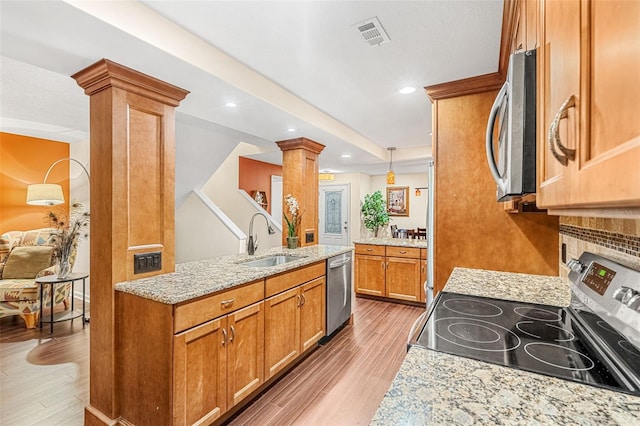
(371, 267, 640, 425)
(355, 237, 428, 249)
(115, 245, 353, 305)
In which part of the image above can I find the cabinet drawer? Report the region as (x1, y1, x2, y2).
(265, 261, 325, 298)
(386, 246, 420, 259)
(174, 280, 264, 333)
(355, 244, 385, 256)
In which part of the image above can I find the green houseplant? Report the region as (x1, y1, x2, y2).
(361, 190, 390, 237)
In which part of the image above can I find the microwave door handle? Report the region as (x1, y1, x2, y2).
(486, 81, 509, 193)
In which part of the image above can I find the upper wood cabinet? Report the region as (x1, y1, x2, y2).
(537, 0, 640, 209)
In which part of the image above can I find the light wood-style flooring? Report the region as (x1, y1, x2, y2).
(0, 298, 422, 426)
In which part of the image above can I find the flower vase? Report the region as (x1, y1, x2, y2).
(287, 236, 299, 249)
(56, 256, 72, 278)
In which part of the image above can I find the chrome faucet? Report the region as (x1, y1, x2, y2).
(247, 212, 275, 255)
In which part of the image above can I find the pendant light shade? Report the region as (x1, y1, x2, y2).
(386, 147, 396, 184)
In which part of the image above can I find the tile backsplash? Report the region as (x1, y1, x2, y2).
(559, 217, 640, 279)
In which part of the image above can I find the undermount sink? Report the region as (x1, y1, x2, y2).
(240, 254, 305, 268)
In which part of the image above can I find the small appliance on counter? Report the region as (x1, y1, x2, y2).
(324, 252, 352, 339)
(409, 252, 640, 396)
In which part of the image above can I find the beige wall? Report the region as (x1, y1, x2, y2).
(370, 173, 428, 234)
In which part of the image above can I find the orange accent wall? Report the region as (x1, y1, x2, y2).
(0, 132, 70, 233)
(238, 156, 282, 214)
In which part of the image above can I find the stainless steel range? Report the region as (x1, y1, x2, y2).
(410, 252, 640, 396)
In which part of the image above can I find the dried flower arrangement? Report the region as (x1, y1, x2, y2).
(47, 202, 90, 277)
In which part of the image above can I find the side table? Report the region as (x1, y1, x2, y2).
(35, 272, 88, 333)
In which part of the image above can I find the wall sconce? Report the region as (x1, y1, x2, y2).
(386, 147, 396, 184)
(415, 187, 428, 196)
(26, 158, 90, 205)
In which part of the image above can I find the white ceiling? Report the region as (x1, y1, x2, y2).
(0, 0, 503, 175)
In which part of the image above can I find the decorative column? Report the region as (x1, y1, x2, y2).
(276, 137, 325, 247)
(72, 59, 189, 425)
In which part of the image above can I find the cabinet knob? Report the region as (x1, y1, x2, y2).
(222, 328, 227, 346)
(230, 325, 235, 343)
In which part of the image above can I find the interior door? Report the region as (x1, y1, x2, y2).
(319, 184, 349, 246)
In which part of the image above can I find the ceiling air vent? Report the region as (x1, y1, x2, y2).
(354, 17, 390, 47)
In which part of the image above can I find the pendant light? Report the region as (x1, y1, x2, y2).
(386, 147, 396, 184)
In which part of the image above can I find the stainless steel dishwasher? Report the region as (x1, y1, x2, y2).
(325, 252, 352, 337)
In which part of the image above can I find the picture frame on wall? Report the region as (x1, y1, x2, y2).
(386, 186, 409, 216)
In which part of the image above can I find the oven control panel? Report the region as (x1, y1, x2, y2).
(582, 262, 616, 295)
(568, 252, 640, 349)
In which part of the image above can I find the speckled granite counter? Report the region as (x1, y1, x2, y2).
(355, 237, 428, 249)
(115, 245, 352, 304)
(371, 267, 640, 425)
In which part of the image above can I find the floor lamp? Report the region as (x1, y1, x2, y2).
(26, 157, 91, 323)
(26, 157, 90, 205)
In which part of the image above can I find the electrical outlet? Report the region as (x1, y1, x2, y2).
(305, 231, 314, 243)
(134, 252, 162, 274)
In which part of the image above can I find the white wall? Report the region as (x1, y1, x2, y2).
(175, 142, 283, 263)
(175, 191, 245, 262)
(69, 140, 90, 300)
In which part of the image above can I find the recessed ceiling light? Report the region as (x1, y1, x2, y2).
(341, 154, 351, 158)
(225, 102, 237, 107)
(287, 128, 296, 132)
(399, 86, 416, 95)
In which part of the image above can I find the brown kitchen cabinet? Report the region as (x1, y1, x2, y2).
(173, 301, 264, 425)
(117, 260, 328, 426)
(537, 0, 640, 209)
(355, 244, 426, 303)
(354, 244, 385, 297)
(264, 263, 326, 380)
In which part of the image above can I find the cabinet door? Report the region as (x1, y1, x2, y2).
(385, 257, 421, 302)
(264, 287, 300, 380)
(300, 277, 326, 352)
(354, 254, 385, 297)
(538, 0, 581, 207)
(174, 318, 227, 425)
(227, 302, 264, 408)
(573, 0, 640, 206)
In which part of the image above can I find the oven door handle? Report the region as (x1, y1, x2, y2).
(407, 310, 428, 347)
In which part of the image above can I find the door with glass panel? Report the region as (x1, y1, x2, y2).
(319, 184, 349, 246)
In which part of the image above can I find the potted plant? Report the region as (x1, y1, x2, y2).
(283, 194, 303, 249)
(361, 190, 390, 237)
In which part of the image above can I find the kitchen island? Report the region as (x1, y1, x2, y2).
(371, 268, 640, 425)
(114, 244, 353, 426)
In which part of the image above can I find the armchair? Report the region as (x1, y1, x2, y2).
(0, 228, 73, 328)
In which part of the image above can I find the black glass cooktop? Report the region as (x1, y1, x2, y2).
(414, 292, 640, 395)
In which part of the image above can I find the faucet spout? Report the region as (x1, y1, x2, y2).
(248, 212, 275, 255)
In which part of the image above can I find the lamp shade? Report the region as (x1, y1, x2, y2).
(26, 184, 65, 205)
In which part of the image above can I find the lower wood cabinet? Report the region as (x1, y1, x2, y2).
(265, 276, 326, 379)
(355, 244, 426, 303)
(173, 301, 264, 425)
(117, 260, 329, 426)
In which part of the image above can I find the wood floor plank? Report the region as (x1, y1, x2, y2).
(227, 298, 422, 426)
(0, 298, 422, 426)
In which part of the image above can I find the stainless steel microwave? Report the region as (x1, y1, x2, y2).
(485, 49, 537, 202)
